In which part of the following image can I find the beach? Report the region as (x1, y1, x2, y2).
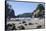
(7, 18, 45, 30)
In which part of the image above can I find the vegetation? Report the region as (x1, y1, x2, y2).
(36, 4, 45, 10)
(5, 1, 45, 30)
(16, 4, 45, 18)
(5, 1, 15, 30)
(32, 4, 45, 18)
(5, 1, 15, 18)
(17, 13, 32, 17)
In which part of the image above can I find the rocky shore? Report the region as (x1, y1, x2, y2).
(6, 18, 45, 30)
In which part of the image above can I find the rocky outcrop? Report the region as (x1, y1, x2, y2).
(32, 4, 45, 18)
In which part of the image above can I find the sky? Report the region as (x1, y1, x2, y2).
(7, 1, 43, 16)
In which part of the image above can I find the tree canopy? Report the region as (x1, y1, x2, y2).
(5, 1, 15, 18)
(32, 4, 45, 18)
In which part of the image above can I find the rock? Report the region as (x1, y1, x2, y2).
(37, 25, 42, 29)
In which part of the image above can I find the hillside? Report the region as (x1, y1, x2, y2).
(32, 4, 45, 18)
(17, 13, 32, 17)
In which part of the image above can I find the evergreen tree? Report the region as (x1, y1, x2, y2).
(5, 1, 15, 18)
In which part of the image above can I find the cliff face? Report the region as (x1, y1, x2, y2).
(32, 4, 45, 18)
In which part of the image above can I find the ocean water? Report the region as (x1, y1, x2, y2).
(9, 17, 31, 21)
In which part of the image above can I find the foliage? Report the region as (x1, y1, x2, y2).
(5, 1, 15, 18)
(17, 13, 32, 17)
(32, 4, 45, 18)
(36, 4, 45, 11)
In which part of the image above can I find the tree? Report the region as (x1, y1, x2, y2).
(32, 4, 45, 18)
(36, 4, 45, 17)
(36, 4, 45, 11)
(5, 1, 15, 30)
(5, 1, 15, 18)
(9, 9, 15, 18)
